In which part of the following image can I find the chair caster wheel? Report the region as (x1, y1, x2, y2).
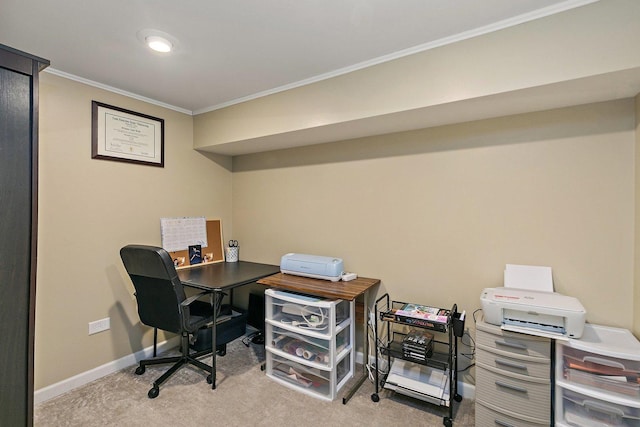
(216, 344, 227, 356)
(260, 363, 266, 371)
(207, 375, 212, 384)
(371, 393, 380, 402)
(443, 416, 452, 427)
(135, 366, 145, 375)
(148, 387, 159, 399)
(454, 394, 462, 402)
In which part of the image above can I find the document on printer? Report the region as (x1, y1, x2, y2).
(504, 264, 553, 292)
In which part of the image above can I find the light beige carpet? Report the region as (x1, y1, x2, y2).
(35, 339, 474, 426)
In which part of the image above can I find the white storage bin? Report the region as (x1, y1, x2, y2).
(266, 323, 351, 369)
(265, 289, 350, 337)
(561, 388, 640, 427)
(561, 345, 640, 399)
(266, 352, 352, 401)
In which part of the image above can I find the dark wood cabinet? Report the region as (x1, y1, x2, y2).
(0, 44, 49, 427)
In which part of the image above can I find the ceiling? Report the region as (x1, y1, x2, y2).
(0, 0, 593, 115)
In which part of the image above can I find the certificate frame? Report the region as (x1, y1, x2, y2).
(91, 101, 164, 167)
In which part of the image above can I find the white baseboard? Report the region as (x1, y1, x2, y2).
(35, 342, 475, 404)
(34, 336, 180, 404)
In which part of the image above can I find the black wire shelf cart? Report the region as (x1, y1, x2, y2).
(371, 294, 464, 427)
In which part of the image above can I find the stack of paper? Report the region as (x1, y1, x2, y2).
(504, 264, 553, 292)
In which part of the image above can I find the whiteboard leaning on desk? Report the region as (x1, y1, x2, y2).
(160, 217, 225, 267)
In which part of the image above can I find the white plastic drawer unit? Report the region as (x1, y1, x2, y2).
(475, 316, 551, 426)
(264, 288, 355, 401)
(555, 323, 640, 427)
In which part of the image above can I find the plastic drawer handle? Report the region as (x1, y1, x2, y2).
(495, 340, 527, 350)
(495, 358, 527, 371)
(582, 356, 626, 370)
(495, 381, 528, 394)
(583, 400, 625, 417)
(495, 420, 515, 427)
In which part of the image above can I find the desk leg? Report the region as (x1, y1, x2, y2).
(211, 291, 218, 389)
(342, 290, 369, 404)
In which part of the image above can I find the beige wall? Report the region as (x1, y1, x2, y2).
(233, 100, 636, 348)
(35, 73, 233, 389)
(194, 0, 640, 151)
(33, 81, 639, 393)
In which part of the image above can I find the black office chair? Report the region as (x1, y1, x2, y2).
(120, 244, 221, 398)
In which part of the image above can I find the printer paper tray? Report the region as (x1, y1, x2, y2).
(501, 323, 569, 341)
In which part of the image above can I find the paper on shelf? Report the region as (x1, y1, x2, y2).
(504, 264, 553, 292)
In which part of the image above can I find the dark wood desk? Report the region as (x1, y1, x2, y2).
(177, 261, 280, 389)
(257, 272, 380, 403)
(179, 261, 280, 293)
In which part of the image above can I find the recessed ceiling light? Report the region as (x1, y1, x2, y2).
(146, 36, 172, 53)
(136, 29, 178, 54)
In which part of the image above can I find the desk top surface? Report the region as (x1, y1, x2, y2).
(178, 261, 280, 290)
(257, 272, 380, 301)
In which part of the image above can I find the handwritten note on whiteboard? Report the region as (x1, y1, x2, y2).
(160, 217, 208, 252)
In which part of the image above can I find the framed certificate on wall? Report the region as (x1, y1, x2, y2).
(91, 101, 164, 167)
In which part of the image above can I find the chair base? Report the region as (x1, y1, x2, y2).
(135, 334, 213, 398)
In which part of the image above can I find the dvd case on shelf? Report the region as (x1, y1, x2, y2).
(382, 303, 451, 332)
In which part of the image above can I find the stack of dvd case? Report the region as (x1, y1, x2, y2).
(402, 328, 434, 361)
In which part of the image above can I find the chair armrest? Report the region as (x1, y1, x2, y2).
(181, 291, 228, 307)
(181, 291, 213, 307)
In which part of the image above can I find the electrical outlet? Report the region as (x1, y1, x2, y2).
(88, 317, 110, 335)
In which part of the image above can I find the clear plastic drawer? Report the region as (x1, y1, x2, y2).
(266, 323, 350, 369)
(266, 352, 352, 401)
(561, 388, 640, 427)
(561, 346, 640, 399)
(265, 289, 350, 337)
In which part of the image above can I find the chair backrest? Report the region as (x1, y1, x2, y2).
(120, 245, 187, 334)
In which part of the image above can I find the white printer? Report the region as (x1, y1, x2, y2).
(280, 253, 344, 282)
(481, 287, 586, 339)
